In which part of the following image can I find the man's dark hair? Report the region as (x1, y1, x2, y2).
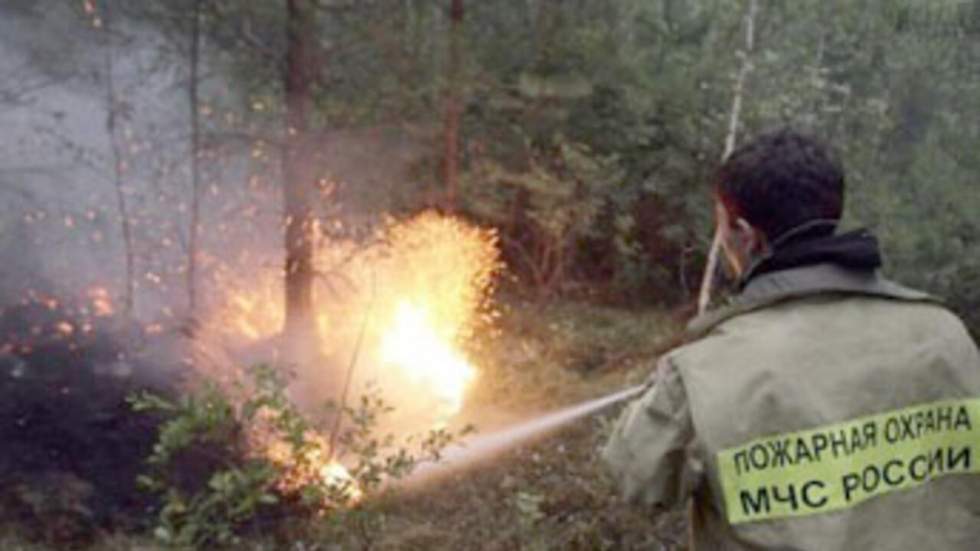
(715, 128, 845, 243)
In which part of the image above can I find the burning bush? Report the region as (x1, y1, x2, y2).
(131, 364, 467, 548)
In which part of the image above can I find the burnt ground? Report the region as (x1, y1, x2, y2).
(0, 294, 179, 546)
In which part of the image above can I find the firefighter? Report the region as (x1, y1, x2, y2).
(602, 128, 980, 550)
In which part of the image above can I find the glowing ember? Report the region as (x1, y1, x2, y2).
(318, 461, 362, 502)
(257, 426, 362, 504)
(380, 301, 476, 417)
(87, 287, 114, 317)
(55, 321, 74, 336)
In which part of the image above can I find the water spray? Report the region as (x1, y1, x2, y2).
(404, 383, 647, 486)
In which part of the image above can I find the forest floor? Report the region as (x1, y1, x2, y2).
(0, 298, 690, 550)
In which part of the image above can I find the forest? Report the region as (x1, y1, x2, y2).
(1, 1, 978, 549)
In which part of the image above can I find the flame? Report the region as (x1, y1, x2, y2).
(256, 425, 362, 505)
(199, 212, 500, 500)
(380, 301, 476, 417)
(205, 213, 498, 424)
(318, 461, 362, 503)
(337, 213, 499, 427)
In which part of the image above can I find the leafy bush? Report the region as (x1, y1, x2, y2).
(462, 136, 629, 300)
(129, 365, 466, 549)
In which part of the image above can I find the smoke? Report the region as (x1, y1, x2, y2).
(0, 5, 218, 532)
(0, 5, 187, 318)
(0, 4, 494, 529)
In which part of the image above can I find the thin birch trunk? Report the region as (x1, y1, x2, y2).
(102, 1, 135, 317)
(697, 0, 758, 315)
(187, 0, 203, 316)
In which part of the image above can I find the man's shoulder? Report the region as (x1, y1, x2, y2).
(671, 288, 973, 381)
(659, 289, 980, 461)
(687, 265, 943, 337)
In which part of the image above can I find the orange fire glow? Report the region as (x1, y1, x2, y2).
(228, 293, 280, 341)
(260, 429, 362, 505)
(206, 212, 498, 421)
(218, 282, 330, 343)
(379, 301, 476, 418)
(200, 212, 500, 499)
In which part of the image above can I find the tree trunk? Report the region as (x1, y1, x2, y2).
(187, 0, 203, 318)
(102, 0, 135, 318)
(442, 0, 464, 211)
(283, 0, 318, 343)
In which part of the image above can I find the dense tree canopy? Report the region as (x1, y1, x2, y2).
(1, 0, 978, 328)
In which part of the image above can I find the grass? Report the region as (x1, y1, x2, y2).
(349, 296, 689, 550)
(1, 296, 689, 550)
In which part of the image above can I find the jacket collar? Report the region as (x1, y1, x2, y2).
(688, 233, 937, 337)
(738, 228, 883, 291)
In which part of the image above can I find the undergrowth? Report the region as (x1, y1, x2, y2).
(129, 364, 467, 549)
(1, 298, 686, 550)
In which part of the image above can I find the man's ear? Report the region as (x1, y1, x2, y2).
(733, 217, 752, 236)
(731, 217, 754, 246)
(731, 217, 769, 258)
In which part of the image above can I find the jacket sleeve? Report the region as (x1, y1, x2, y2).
(601, 356, 697, 509)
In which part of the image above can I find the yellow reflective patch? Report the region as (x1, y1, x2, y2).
(718, 397, 980, 524)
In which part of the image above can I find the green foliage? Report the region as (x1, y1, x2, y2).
(128, 365, 467, 549)
(128, 376, 276, 548)
(463, 137, 625, 298)
(15, 0, 980, 313)
(467, 0, 980, 316)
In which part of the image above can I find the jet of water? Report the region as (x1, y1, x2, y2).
(404, 384, 646, 486)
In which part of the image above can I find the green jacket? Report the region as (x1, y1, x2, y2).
(603, 263, 980, 550)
